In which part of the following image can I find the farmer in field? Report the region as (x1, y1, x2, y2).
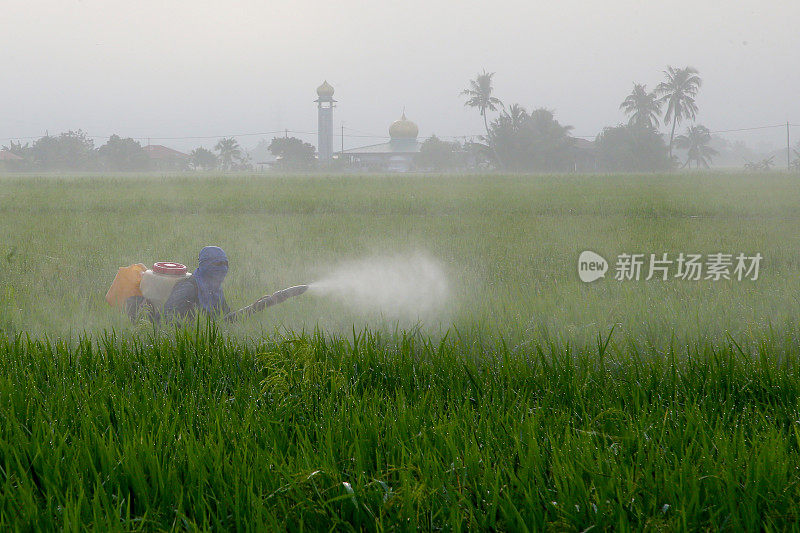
(161, 245, 231, 320)
(123, 246, 307, 322)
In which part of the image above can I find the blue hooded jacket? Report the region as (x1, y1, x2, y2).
(193, 246, 229, 312)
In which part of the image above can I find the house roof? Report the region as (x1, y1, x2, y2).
(572, 137, 597, 155)
(143, 144, 189, 160)
(0, 150, 22, 161)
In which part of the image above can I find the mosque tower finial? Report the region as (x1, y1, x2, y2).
(316, 81, 336, 160)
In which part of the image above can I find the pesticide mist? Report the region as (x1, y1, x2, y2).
(309, 252, 450, 322)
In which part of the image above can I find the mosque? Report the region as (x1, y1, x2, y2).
(315, 81, 422, 171)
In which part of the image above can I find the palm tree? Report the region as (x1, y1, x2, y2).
(214, 137, 242, 170)
(656, 66, 702, 159)
(619, 84, 661, 129)
(675, 125, 717, 168)
(505, 103, 529, 131)
(462, 70, 503, 163)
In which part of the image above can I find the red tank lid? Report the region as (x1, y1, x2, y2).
(152, 262, 187, 276)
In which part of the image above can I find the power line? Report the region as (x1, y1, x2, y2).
(342, 126, 387, 138)
(567, 123, 800, 140)
(2, 122, 797, 145)
(708, 123, 790, 134)
(335, 133, 389, 139)
(135, 131, 285, 140)
(0, 131, 286, 143)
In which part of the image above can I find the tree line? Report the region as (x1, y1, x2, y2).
(3, 68, 795, 173)
(454, 66, 719, 172)
(1, 132, 318, 172)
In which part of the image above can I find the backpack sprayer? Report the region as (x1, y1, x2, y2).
(106, 262, 191, 308)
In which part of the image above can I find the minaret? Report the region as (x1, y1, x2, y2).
(315, 81, 335, 161)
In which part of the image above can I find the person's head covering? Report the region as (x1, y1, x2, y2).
(193, 246, 228, 312)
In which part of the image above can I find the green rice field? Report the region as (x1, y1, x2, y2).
(2, 172, 800, 530)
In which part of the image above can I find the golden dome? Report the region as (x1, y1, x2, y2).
(389, 112, 418, 139)
(316, 80, 335, 98)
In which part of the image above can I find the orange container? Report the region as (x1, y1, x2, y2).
(105, 263, 147, 307)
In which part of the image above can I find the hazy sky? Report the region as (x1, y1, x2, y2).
(2, 0, 798, 152)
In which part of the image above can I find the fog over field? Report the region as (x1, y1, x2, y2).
(1, 0, 798, 151)
(4, 2, 800, 530)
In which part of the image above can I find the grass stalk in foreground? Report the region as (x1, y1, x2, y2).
(2, 325, 800, 530)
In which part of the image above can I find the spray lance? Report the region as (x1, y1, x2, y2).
(224, 284, 309, 321)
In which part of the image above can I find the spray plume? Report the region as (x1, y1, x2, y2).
(309, 252, 450, 321)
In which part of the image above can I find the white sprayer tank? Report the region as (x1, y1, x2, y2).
(140, 262, 191, 307)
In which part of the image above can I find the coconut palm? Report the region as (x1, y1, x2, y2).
(214, 137, 243, 170)
(505, 103, 529, 131)
(488, 106, 575, 171)
(619, 83, 661, 129)
(462, 70, 503, 163)
(656, 66, 702, 159)
(675, 125, 717, 168)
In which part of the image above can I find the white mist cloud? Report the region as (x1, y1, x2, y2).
(309, 252, 450, 322)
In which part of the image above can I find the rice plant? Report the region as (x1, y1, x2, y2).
(2, 172, 800, 529)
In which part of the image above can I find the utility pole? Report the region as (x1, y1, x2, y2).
(284, 129, 288, 138)
(788, 121, 791, 171)
(341, 124, 344, 153)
